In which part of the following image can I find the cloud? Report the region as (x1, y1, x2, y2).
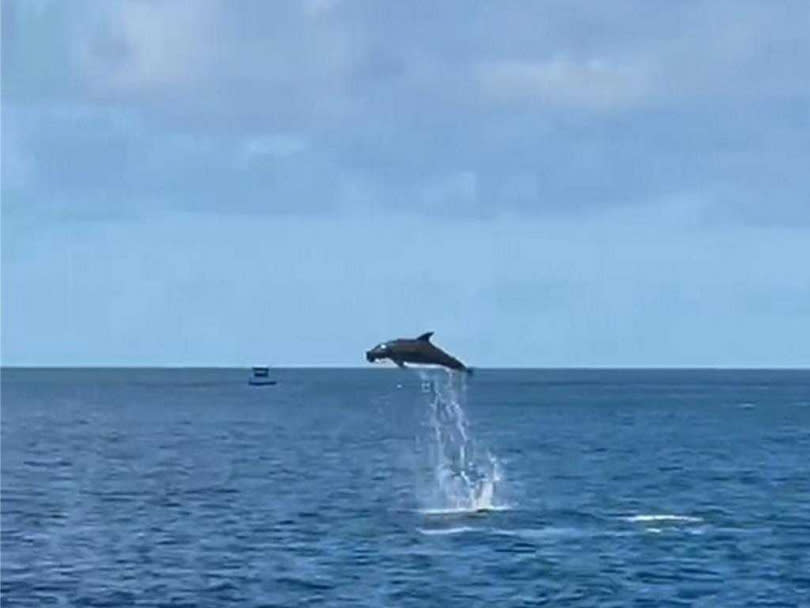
(302, 0, 343, 18)
(2, 0, 809, 224)
(3, 1, 809, 367)
(75, 0, 220, 96)
(477, 57, 653, 110)
(243, 134, 309, 160)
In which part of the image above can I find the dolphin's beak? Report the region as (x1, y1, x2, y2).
(365, 351, 375, 362)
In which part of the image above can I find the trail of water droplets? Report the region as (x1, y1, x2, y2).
(417, 369, 504, 512)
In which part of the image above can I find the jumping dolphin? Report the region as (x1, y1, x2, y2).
(365, 332, 472, 374)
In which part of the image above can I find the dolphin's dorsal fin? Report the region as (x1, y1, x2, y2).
(416, 331, 434, 342)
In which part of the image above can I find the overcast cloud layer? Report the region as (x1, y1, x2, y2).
(3, 1, 809, 366)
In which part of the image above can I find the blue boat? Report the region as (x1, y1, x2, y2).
(248, 366, 277, 386)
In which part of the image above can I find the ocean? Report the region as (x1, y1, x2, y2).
(2, 368, 809, 607)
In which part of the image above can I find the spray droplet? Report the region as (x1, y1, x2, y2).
(418, 369, 504, 512)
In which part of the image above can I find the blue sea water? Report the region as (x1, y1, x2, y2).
(2, 368, 809, 607)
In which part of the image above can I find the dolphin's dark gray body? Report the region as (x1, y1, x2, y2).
(365, 332, 472, 374)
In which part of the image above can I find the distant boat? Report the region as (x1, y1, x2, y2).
(248, 366, 277, 386)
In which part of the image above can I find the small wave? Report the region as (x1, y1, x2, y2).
(623, 514, 704, 524)
(736, 402, 756, 409)
(275, 576, 335, 592)
(418, 526, 478, 536)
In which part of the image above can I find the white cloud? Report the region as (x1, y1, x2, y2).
(76, 1, 220, 96)
(303, 0, 342, 18)
(477, 56, 654, 110)
(3, 0, 808, 225)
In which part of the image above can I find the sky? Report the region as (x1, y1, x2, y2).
(2, 0, 809, 367)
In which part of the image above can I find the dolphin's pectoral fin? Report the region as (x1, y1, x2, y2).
(393, 359, 407, 369)
(416, 331, 434, 342)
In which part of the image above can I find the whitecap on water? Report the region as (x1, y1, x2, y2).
(623, 514, 704, 524)
(418, 504, 511, 516)
(417, 526, 478, 536)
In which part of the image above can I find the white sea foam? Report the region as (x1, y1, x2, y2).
(623, 514, 704, 524)
(418, 504, 511, 516)
(417, 526, 478, 536)
(420, 526, 584, 540)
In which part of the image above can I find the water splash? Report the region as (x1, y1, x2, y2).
(417, 369, 504, 513)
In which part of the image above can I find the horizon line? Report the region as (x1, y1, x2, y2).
(2, 365, 808, 371)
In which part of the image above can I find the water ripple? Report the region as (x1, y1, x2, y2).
(2, 368, 809, 606)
